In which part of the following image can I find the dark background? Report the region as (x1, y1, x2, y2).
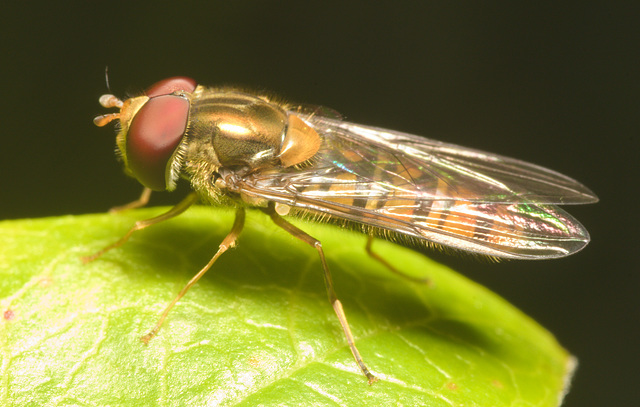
(1, 2, 636, 406)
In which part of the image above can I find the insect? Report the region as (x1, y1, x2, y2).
(87, 76, 597, 384)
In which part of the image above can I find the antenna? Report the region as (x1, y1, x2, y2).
(104, 66, 112, 93)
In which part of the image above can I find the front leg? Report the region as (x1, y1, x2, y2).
(82, 192, 198, 263)
(109, 187, 153, 213)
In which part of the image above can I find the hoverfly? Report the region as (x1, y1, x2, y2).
(87, 76, 597, 384)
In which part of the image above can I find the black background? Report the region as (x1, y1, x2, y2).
(1, 2, 637, 406)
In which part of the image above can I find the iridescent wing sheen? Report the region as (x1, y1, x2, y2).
(241, 115, 597, 259)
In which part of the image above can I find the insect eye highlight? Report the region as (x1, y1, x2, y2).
(146, 76, 197, 97)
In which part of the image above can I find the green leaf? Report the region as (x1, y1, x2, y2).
(0, 207, 574, 406)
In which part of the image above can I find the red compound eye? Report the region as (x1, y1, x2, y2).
(127, 94, 190, 190)
(146, 77, 196, 97)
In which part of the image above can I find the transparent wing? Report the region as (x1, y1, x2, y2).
(305, 115, 597, 204)
(239, 114, 596, 259)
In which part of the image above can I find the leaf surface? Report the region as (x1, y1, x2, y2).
(0, 207, 574, 406)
